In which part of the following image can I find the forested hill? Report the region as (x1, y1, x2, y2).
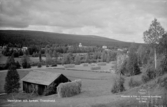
(0, 30, 140, 48)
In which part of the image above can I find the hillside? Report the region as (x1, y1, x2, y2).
(0, 30, 140, 48)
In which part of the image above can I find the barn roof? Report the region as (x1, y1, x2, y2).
(21, 70, 63, 86)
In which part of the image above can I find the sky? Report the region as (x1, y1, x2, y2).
(0, 0, 167, 43)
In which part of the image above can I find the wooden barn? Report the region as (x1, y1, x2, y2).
(21, 70, 70, 95)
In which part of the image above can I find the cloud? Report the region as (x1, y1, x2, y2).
(0, 0, 167, 43)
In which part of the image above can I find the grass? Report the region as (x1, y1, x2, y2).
(1, 63, 166, 107)
(0, 55, 45, 65)
(64, 62, 115, 73)
(0, 68, 117, 107)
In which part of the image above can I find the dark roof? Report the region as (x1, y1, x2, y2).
(21, 70, 62, 85)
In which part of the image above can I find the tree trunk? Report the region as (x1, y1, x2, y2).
(154, 48, 157, 69)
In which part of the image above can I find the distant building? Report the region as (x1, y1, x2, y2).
(117, 48, 127, 53)
(79, 43, 82, 47)
(22, 47, 28, 52)
(102, 45, 107, 49)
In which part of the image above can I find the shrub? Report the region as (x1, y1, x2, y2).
(51, 60, 57, 67)
(51, 64, 57, 67)
(129, 78, 141, 88)
(37, 63, 42, 68)
(16, 61, 21, 69)
(159, 54, 167, 76)
(158, 77, 167, 90)
(111, 76, 125, 93)
(142, 67, 156, 83)
(82, 63, 89, 66)
(97, 62, 106, 66)
(21, 55, 31, 69)
(57, 79, 82, 98)
(142, 74, 150, 83)
(91, 66, 101, 70)
(64, 64, 75, 68)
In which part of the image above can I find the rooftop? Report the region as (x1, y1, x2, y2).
(21, 70, 62, 85)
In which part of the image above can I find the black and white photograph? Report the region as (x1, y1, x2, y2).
(0, 0, 167, 107)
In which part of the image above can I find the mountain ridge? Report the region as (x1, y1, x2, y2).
(0, 30, 142, 47)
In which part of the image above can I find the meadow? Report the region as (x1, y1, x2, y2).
(0, 61, 166, 107)
(0, 63, 121, 106)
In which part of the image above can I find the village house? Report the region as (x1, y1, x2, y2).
(22, 47, 28, 52)
(102, 45, 107, 49)
(79, 43, 82, 47)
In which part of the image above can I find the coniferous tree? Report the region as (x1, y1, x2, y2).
(4, 65, 20, 94)
(5, 54, 15, 69)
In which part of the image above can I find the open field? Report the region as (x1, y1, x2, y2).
(0, 56, 46, 64)
(0, 67, 119, 106)
(1, 63, 166, 107)
(63, 62, 116, 73)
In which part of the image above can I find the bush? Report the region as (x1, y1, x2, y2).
(64, 64, 75, 68)
(51, 61, 57, 67)
(91, 66, 101, 70)
(142, 74, 150, 83)
(97, 62, 106, 66)
(159, 54, 167, 76)
(16, 61, 21, 69)
(111, 76, 125, 93)
(37, 63, 42, 68)
(51, 64, 57, 67)
(57, 79, 82, 98)
(158, 77, 167, 90)
(22, 61, 31, 68)
(21, 55, 31, 69)
(129, 78, 141, 88)
(142, 67, 156, 83)
(82, 63, 89, 66)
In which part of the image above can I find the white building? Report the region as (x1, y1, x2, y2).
(79, 43, 82, 47)
(22, 47, 28, 52)
(102, 45, 107, 49)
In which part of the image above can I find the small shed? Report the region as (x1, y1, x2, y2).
(21, 70, 70, 96)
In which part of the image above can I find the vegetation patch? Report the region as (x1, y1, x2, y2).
(128, 77, 142, 88)
(111, 76, 125, 93)
(64, 64, 75, 68)
(91, 66, 101, 70)
(97, 62, 107, 66)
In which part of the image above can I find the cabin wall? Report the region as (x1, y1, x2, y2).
(23, 81, 46, 95)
